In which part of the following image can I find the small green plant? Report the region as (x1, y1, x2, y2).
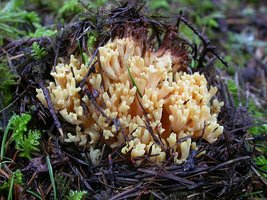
(254, 156, 267, 178)
(0, 169, 24, 192)
(0, 6, 40, 45)
(1, 113, 41, 160)
(0, 64, 17, 91)
(58, 0, 83, 20)
(56, 175, 70, 199)
(0, 169, 41, 199)
(13, 129, 41, 159)
(176, 0, 224, 39)
(247, 100, 267, 136)
(0, 63, 17, 107)
(87, 32, 97, 52)
(227, 79, 238, 105)
(31, 42, 48, 60)
(88, 0, 108, 9)
(149, 0, 170, 10)
(227, 80, 267, 136)
(246, 98, 267, 137)
(66, 190, 87, 200)
(249, 123, 267, 136)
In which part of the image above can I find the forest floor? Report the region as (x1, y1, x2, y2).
(0, 0, 266, 199)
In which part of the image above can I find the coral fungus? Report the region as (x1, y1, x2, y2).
(36, 31, 224, 164)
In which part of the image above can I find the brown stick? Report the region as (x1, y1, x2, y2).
(39, 80, 63, 136)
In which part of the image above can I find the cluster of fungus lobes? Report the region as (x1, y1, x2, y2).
(36, 33, 224, 165)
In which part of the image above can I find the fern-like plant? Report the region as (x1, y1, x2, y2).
(2, 113, 41, 159)
(31, 42, 48, 60)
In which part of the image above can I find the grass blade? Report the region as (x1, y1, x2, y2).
(46, 155, 57, 200)
(126, 66, 143, 97)
(7, 172, 15, 200)
(0, 116, 13, 168)
(26, 189, 42, 200)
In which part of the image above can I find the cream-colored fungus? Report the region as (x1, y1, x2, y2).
(36, 37, 224, 165)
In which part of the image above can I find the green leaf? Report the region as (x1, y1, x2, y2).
(254, 156, 267, 178)
(58, 0, 83, 18)
(82, 53, 89, 66)
(150, 0, 170, 10)
(0, 170, 24, 193)
(28, 26, 57, 38)
(3, 0, 24, 12)
(207, 18, 218, 28)
(87, 32, 97, 52)
(46, 156, 57, 200)
(126, 66, 142, 97)
(88, 0, 108, 9)
(227, 79, 238, 106)
(247, 99, 267, 136)
(0, 114, 18, 163)
(25, 189, 42, 200)
(10, 113, 31, 143)
(67, 190, 87, 200)
(248, 123, 267, 136)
